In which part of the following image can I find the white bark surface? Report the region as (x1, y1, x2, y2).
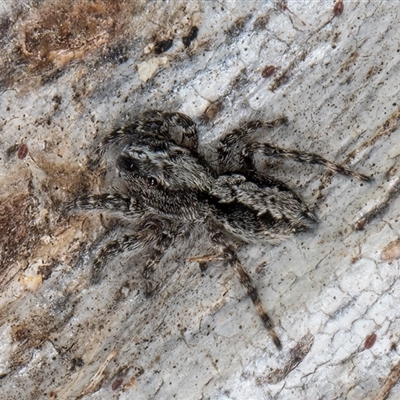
(1, 1, 400, 399)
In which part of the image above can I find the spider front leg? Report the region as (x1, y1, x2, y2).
(94, 111, 199, 162)
(66, 193, 141, 218)
(67, 193, 143, 283)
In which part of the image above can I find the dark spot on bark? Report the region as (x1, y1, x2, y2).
(183, 26, 199, 47)
(154, 39, 173, 54)
(17, 143, 29, 159)
(364, 333, 377, 349)
(262, 65, 276, 78)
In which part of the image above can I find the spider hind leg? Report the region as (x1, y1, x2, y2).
(220, 244, 282, 349)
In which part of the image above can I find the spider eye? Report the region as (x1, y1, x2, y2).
(148, 177, 157, 186)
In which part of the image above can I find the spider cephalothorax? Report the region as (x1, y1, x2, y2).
(69, 110, 369, 349)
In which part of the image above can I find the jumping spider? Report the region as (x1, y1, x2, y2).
(69, 110, 369, 349)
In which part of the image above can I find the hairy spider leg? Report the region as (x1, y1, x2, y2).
(224, 246, 282, 349)
(68, 193, 135, 214)
(245, 142, 371, 181)
(91, 234, 142, 284)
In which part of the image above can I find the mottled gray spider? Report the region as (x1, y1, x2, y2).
(69, 110, 369, 349)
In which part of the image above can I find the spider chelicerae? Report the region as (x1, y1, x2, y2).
(69, 110, 369, 349)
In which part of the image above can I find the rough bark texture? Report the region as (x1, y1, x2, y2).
(1, 1, 400, 399)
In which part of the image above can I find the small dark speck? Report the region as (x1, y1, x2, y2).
(154, 39, 173, 54)
(106, 44, 128, 64)
(71, 357, 84, 369)
(183, 26, 199, 47)
(112, 378, 123, 391)
(5, 143, 18, 159)
(17, 143, 29, 159)
(262, 65, 276, 78)
(203, 103, 222, 122)
(354, 216, 367, 231)
(52, 94, 62, 105)
(333, 0, 344, 16)
(254, 15, 270, 30)
(0, 15, 11, 37)
(364, 333, 377, 349)
(226, 17, 247, 40)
